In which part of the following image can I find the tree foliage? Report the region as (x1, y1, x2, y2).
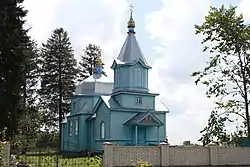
(78, 43, 106, 82)
(20, 40, 40, 107)
(192, 5, 250, 145)
(39, 28, 78, 129)
(0, 0, 30, 139)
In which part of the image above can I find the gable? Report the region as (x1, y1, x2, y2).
(91, 96, 115, 114)
(124, 112, 164, 126)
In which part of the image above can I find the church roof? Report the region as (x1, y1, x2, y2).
(83, 74, 113, 83)
(124, 112, 164, 126)
(116, 8, 148, 66)
(117, 33, 148, 65)
(155, 97, 170, 112)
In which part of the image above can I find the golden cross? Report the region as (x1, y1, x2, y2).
(129, 4, 134, 14)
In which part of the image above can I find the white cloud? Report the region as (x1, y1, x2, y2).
(145, 0, 214, 144)
(23, 0, 128, 78)
(238, 0, 250, 21)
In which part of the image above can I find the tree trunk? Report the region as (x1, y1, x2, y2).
(58, 56, 63, 151)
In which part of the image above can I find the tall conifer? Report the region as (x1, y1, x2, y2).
(0, 0, 30, 139)
(39, 28, 78, 130)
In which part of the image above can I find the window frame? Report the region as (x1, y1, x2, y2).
(75, 120, 78, 135)
(100, 121, 105, 140)
(135, 97, 142, 105)
(69, 120, 73, 136)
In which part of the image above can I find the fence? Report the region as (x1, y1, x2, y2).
(7, 139, 102, 167)
(0, 142, 10, 167)
(102, 142, 250, 167)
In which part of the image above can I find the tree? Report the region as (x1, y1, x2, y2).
(13, 39, 42, 142)
(0, 0, 30, 139)
(192, 5, 250, 145)
(78, 43, 106, 82)
(39, 28, 78, 130)
(20, 39, 40, 108)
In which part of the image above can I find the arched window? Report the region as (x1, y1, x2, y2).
(134, 68, 142, 87)
(100, 122, 105, 140)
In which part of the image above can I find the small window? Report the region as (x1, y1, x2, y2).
(75, 120, 78, 135)
(135, 97, 142, 105)
(69, 121, 73, 136)
(100, 122, 105, 140)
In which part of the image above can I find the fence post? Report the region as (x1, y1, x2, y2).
(102, 142, 114, 167)
(208, 145, 218, 166)
(159, 142, 169, 166)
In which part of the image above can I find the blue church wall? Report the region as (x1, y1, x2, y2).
(110, 111, 134, 145)
(87, 120, 96, 152)
(66, 116, 78, 151)
(113, 62, 149, 92)
(65, 114, 90, 152)
(115, 93, 156, 110)
(70, 95, 100, 115)
(78, 114, 89, 150)
(91, 101, 111, 152)
(130, 63, 148, 90)
(145, 113, 166, 144)
(61, 123, 68, 150)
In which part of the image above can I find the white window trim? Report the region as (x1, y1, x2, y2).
(100, 122, 105, 140)
(69, 121, 73, 136)
(75, 120, 78, 135)
(134, 68, 142, 87)
(135, 97, 142, 105)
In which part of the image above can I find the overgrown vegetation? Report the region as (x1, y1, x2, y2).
(16, 154, 102, 167)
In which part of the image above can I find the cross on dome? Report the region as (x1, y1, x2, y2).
(127, 4, 135, 32)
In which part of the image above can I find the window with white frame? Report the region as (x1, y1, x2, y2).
(134, 68, 142, 87)
(69, 121, 73, 136)
(75, 120, 78, 135)
(100, 122, 105, 139)
(135, 97, 142, 105)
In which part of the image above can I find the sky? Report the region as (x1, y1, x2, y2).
(23, 0, 250, 145)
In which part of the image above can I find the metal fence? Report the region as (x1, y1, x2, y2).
(9, 139, 102, 167)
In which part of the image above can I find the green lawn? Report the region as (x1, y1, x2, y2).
(16, 154, 102, 167)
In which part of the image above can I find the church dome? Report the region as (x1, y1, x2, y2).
(127, 17, 135, 28)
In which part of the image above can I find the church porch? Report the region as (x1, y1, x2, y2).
(124, 112, 164, 146)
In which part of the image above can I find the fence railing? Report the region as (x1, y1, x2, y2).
(10, 142, 102, 167)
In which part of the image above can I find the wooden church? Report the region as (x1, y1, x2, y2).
(61, 9, 169, 154)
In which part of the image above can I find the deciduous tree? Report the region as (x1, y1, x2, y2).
(192, 5, 250, 145)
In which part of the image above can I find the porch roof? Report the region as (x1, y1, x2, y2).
(124, 112, 164, 126)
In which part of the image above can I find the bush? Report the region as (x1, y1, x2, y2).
(0, 143, 4, 166)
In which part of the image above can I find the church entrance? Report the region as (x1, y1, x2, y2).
(137, 127, 146, 145)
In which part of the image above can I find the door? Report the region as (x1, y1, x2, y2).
(138, 127, 146, 145)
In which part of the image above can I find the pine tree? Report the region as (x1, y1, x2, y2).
(16, 39, 42, 139)
(0, 0, 30, 139)
(39, 28, 78, 130)
(78, 43, 106, 82)
(20, 39, 40, 107)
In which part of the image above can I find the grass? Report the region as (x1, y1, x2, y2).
(15, 154, 102, 167)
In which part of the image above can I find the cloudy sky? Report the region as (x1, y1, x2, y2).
(23, 0, 250, 145)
